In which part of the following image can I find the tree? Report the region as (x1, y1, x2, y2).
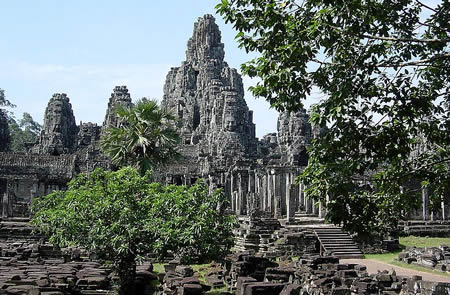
(217, 0, 449, 238)
(101, 99, 180, 175)
(31, 167, 236, 295)
(8, 112, 42, 152)
(0, 88, 15, 110)
(0, 88, 15, 152)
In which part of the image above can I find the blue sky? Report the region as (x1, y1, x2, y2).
(2, 1, 439, 137)
(0, 0, 283, 137)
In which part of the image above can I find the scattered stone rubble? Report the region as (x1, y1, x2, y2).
(398, 246, 450, 273)
(0, 219, 159, 295)
(155, 252, 450, 295)
(233, 213, 318, 258)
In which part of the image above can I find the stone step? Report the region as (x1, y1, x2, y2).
(314, 227, 363, 259)
(318, 238, 354, 243)
(333, 253, 365, 259)
(322, 243, 359, 249)
(323, 247, 361, 252)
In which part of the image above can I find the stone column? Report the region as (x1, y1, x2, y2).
(305, 187, 314, 214)
(274, 174, 281, 218)
(231, 173, 235, 212)
(267, 172, 273, 213)
(442, 199, 446, 221)
(313, 198, 319, 216)
(262, 174, 268, 212)
(286, 174, 295, 221)
(422, 186, 428, 221)
(299, 182, 305, 212)
(249, 172, 255, 212)
(2, 192, 8, 218)
(237, 173, 242, 215)
(233, 191, 238, 215)
(249, 172, 255, 193)
(318, 201, 324, 218)
(257, 173, 264, 211)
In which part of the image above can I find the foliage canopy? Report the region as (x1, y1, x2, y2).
(101, 99, 180, 175)
(217, 0, 449, 237)
(31, 167, 235, 294)
(8, 113, 42, 152)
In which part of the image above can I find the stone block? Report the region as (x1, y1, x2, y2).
(175, 265, 194, 277)
(180, 283, 203, 295)
(279, 283, 301, 295)
(243, 282, 285, 295)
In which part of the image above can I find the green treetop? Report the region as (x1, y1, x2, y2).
(217, 0, 449, 238)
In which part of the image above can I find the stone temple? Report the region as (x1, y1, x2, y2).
(0, 15, 447, 228)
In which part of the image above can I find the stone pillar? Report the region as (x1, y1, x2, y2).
(442, 199, 446, 221)
(267, 172, 273, 213)
(255, 173, 262, 210)
(286, 174, 295, 221)
(2, 192, 8, 218)
(262, 174, 268, 212)
(274, 174, 281, 218)
(319, 194, 330, 218)
(299, 182, 305, 212)
(318, 201, 324, 218)
(249, 172, 255, 193)
(208, 175, 214, 195)
(313, 198, 319, 216)
(231, 173, 236, 212)
(237, 173, 242, 215)
(422, 186, 428, 221)
(233, 191, 238, 215)
(249, 172, 256, 212)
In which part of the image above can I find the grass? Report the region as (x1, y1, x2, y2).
(400, 236, 450, 248)
(365, 236, 450, 277)
(152, 263, 165, 274)
(152, 262, 232, 293)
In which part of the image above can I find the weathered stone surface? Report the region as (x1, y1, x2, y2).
(32, 93, 78, 156)
(277, 110, 311, 166)
(103, 86, 133, 128)
(399, 245, 450, 273)
(161, 14, 258, 173)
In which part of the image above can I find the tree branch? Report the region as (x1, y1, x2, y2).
(415, 0, 438, 13)
(362, 34, 448, 43)
(377, 53, 450, 67)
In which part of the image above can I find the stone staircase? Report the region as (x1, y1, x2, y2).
(398, 220, 450, 236)
(314, 227, 364, 259)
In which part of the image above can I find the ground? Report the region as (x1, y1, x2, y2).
(350, 235, 450, 282)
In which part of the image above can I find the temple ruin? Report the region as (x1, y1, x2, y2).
(0, 15, 447, 227)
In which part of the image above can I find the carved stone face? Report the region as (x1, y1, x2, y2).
(47, 101, 64, 134)
(225, 117, 236, 132)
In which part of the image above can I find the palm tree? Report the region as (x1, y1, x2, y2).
(101, 99, 180, 175)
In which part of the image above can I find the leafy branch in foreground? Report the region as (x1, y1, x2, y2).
(217, 0, 449, 238)
(31, 167, 236, 295)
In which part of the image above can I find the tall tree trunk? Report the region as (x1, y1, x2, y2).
(117, 252, 136, 295)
